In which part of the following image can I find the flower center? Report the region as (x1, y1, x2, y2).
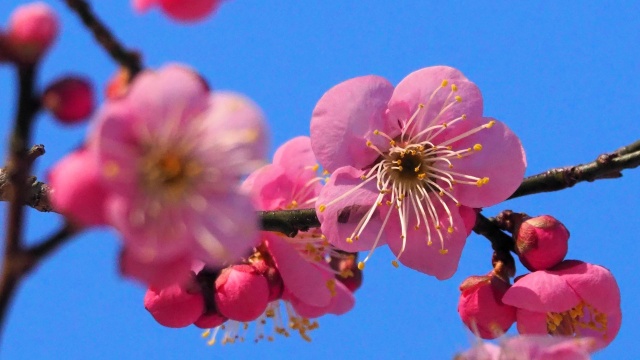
(140, 149, 203, 201)
(546, 301, 608, 339)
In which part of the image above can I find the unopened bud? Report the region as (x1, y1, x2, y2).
(458, 274, 516, 339)
(144, 282, 204, 328)
(5, 2, 59, 64)
(43, 76, 94, 124)
(514, 215, 569, 271)
(214, 264, 269, 322)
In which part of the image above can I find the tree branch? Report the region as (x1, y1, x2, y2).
(509, 139, 640, 199)
(62, 0, 143, 77)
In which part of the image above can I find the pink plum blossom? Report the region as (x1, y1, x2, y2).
(4, 2, 59, 63)
(458, 273, 517, 339)
(502, 260, 621, 350)
(214, 264, 269, 322)
(83, 64, 267, 276)
(514, 215, 569, 271)
(457, 335, 595, 360)
(133, 0, 223, 22)
(311, 66, 526, 278)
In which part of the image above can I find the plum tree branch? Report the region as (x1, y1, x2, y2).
(62, 0, 143, 77)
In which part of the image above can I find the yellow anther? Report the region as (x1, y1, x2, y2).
(366, 140, 373, 147)
(451, 84, 458, 92)
(476, 179, 484, 187)
(202, 329, 211, 338)
(482, 177, 490, 184)
(326, 279, 337, 297)
(439, 249, 449, 255)
(473, 144, 483, 151)
(357, 262, 365, 270)
(373, 129, 380, 135)
(389, 140, 396, 146)
(346, 237, 353, 243)
(418, 103, 425, 108)
(385, 200, 392, 206)
(322, 169, 330, 175)
(455, 95, 462, 102)
(360, 175, 367, 180)
(462, 114, 467, 119)
(414, 225, 420, 230)
(447, 226, 454, 234)
(312, 164, 320, 172)
(414, 165, 421, 172)
(441, 79, 448, 87)
(417, 173, 426, 180)
(486, 120, 496, 128)
(438, 191, 444, 196)
(446, 146, 453, 150)
(442, 123, 448, 128)
(397, 166, 403, 171)
(391, 260, 399, 268)
(318, 204, 326, 212)
(448, 164, 454, 169)
(455, 202, 462, 207)
(427, 240, 433, 246)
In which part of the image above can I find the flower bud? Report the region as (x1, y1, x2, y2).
(144, 283, 204, 328)
(214, 264, 269, 322)
(514, 215, 569, 271)
(5, 2, 59, 63)
(194, 312, 227, 329)
(251, 258, 284, 301)
(133, 0, 222, 22)
(48, 148, 108, 227)
(43, 76, 94, 124)
(458, 274, 516, 339)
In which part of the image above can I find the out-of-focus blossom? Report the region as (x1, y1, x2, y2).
(43, 76, 94, 124)
(214, 264, 269, 322)
(132, 0, 223, 23)
(311, 66, 525, 278)
(502, 260, 621, 350)
(4, 2, 59, 63)
(514, 215, 569, 271)
(91, 65, 267, 269)
(456, 335, 595, 360)
(458, 273, 516, 339)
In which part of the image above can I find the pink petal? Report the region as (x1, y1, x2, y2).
(126, 65, 210, 137)
(159, 0, 221, 22)
(119, 249, 193, 288)
(515, 308, 548, 334)
(551, 260, 621, 313)
(317, 166, 387, 252)
(385, 196, 466, 279)
(188, 191, 260, 265)
(387, 66, 483, 134)
(445, 118, 526, 207)
(264, 234, 332, 308)
(273, 136, 318, 184)
(502, 271, 580, 313)
(310, 75, 395, 172)
(326, 281, 355, 315)
(242, 164, 292, 210)
(459, 205, 477, 236)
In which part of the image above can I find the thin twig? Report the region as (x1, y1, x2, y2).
(62, 0, 143, 76)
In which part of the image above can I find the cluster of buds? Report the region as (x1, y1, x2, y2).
(458, 212, 621, 354)
(144, 246, 362, 344)
(1, 3, 94, 124)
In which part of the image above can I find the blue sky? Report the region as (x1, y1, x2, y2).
(1, 1, 639, 359)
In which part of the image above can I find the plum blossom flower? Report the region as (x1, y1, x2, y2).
(502, 260, 621, 350)
(60, 64, 268, 283)
(457, 335, 595, 360)
(202, 137, 355, 345)
(132, 0, 223, 22)
(311, 66, 526, 278)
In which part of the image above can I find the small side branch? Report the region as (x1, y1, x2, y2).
(62, 0, 143, 76)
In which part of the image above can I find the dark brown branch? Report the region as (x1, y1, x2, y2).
(259, 209, 320, 237)
(24, 223, 77, 272)
(510, 144, 640, 199)
(0, 64, 39, 344)
(62, 0, 143, 77)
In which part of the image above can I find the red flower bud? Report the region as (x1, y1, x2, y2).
(515, 215, 569, 271)
(144, 283, 204, 328)
(214, 264, 269, 322)
(5, 2, 59, 64)
(43, 76, 94, 124)
(458, 274, 516, 339)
